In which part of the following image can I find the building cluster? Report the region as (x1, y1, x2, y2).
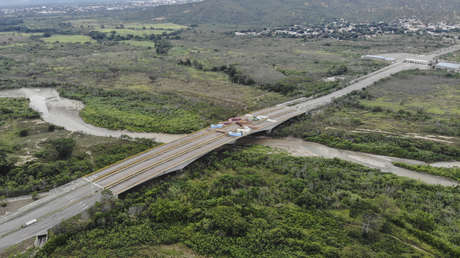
(235, 18, 460, 40)
(0, 0, 200, 15)
(362, 54, 460, 72)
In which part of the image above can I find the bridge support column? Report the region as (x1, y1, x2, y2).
(34, 231, 48, 248)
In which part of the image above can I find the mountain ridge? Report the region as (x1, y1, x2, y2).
(140, 0, 460, 26)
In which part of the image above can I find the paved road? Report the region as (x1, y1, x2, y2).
(1, 45, 459, 252)
(0, 179, 102, 250)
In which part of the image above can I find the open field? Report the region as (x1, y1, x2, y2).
(273, 70, 460, 162)
(42, 35, 94, 44)
(0, 16, 455, 134)
(122, 40, 156, 48)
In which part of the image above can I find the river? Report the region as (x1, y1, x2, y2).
(248, 137, 458, 187)
(0, 88, 185, 143)
(1, 88, 458, 187)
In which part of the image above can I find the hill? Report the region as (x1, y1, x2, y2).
(0, 0, 117, 7)
(136, 0, 460, 26)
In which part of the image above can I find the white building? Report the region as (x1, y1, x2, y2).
(362, 55, 396, 62)
(404, 58, 430, 65)
(435, 62, 460, 72)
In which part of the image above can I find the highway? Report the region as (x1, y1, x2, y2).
(0, 44, 459, 252)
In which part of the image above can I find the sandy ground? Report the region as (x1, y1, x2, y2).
(0, 200, 34, 217)
(0, 88, 185, 143)
(248, 137, 458, 187)
(0, 193, 49, 216)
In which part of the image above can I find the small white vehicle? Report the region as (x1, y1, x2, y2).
(24, 219, 37, 227)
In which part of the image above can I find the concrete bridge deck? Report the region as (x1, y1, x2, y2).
(0, 45, 458, 252)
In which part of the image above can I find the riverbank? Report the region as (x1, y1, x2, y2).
(0, 88, 185, 143)
(247, 137, 458, 187)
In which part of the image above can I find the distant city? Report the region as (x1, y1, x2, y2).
(235, 18, 460, 40)
(0, 0, 201, 15)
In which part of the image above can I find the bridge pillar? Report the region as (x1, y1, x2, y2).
(34, 231, 48, 248)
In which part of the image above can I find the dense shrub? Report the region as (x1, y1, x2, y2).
(37, 146, 460, 257)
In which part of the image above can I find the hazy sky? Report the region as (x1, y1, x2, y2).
(0, 0, 114, 7)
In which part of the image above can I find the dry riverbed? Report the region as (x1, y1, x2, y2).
(247, 137, 459, 187)
(0, 88, 185, 143)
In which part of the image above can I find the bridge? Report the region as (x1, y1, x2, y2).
(0, 46, 457, 252)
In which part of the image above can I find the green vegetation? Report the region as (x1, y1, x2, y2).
(2, 4, 460, 257)
(0, 14, 451, 133)
(0, 137, 156, 197)
(0, 97, 158, 197)
(122, 40, 156, 48)
(0, 98, 39, 126)
(42, 35, 94, 44)
(440, 50, 460, 63)
(394, 163, 460, 182)
(273, 70, 460, 162)
(141, 0, 460, 26)
(37, 145, 460, 257)
(59, 85, 233, 134)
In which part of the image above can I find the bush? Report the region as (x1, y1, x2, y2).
(19, 129, 28, 137)
(50, 138, 76, 160)
(327, 64, 348, 76)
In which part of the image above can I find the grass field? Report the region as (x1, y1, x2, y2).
(124, 23, 188, 30)
(42, 35, 95, 44)
(99, 28, 166, 36)
(122, 40, 156, 48)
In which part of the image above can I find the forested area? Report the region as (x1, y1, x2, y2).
(38, 145, 460, 257)
(58, 85, 234, 134)
(0, 138, 156, 197)
(0, 98, 39, 126)
(0, 97, 158, 197)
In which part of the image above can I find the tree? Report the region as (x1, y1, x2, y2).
(327, 64, 348, 76)
(51, 138, 76, 160)
(155, 39, 173, 55)
(19, 129, 28, 137)
(31, 191, 38, 200)
(88, 31, 106, 41)
(0, 150, 11, 175)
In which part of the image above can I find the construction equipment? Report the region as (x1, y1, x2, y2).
(236, 127, 251, 136)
